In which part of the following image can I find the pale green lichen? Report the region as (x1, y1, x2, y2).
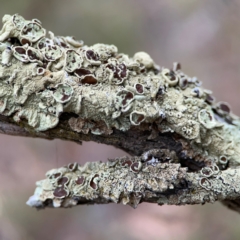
(27, 155, 240, 209)
(0, 14, 239, 160)
(27, 155, 188, 209)
(0, 14, 240, 209)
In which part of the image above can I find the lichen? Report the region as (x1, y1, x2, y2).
(27, 155, 187, 209)
(0, 14, 239, 163)
(0, 14, 239, 210)
(27, 155, 240, 209)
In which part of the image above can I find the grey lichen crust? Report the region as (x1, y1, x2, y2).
(0, 14, 240, 210)
(26, 157, 240, 209)
(27, 154, 187, 209)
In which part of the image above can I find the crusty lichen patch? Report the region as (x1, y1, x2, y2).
(27, 155, 240, 209)
(0, 14, 240, 209)
(0, 15, 239, 159)
(27, 155, 187, 209)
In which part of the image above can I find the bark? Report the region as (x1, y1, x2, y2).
(0, 14, 240, 212)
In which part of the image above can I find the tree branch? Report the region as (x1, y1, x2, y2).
(26, 153, 240, 211)
(0, 14, 240, 212)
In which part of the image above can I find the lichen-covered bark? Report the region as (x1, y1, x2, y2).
(0, 14, 240, 212)
(26, 156, 240, 210)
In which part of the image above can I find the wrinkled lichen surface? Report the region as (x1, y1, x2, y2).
(27, 157, 240, 209)
(0, 14, 239, 210)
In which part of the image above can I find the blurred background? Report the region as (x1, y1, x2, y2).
(0, 0, 240, 239)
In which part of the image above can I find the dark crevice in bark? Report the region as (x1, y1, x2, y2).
(0, 114, 208, 172)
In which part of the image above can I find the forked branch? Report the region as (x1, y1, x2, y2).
(0, 14, 239, 212)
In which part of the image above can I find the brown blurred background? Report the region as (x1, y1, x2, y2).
(0, 0, 240, 239)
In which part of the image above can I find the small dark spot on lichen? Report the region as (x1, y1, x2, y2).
(51, 172, 61, 179)
(201, 167, 213, 177)
(90, 174, 99, 189)
(122, 92, 133, 106)
(210, 165, 219, 174)
(86, 50, 99, 61)
(200, 178, 207, 185)
(75, 176, 85, 185)
(131, 162, 141, 173)
(68, 162, 78, 171)
(57, 177, 69, 186)
(122, 160, 132, 167)
(165, 70, 176, 81)
(15, 47, 26, 55)
(75, 68, 91, 77)
(106, 62, 128, 83)
(81, 75, 97, 85)
(135, 84, 143, 94)
(199, 177, 212, 190)
(219, 155, 228, 165)
(179, 78, 188, 89)
(219, 103, 230, 113)
(53, 187, 68, 198)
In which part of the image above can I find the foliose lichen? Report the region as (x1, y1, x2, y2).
(0, 14, 239, 161)
(0, 14, 240, 209)
(27, 155, 187, 209)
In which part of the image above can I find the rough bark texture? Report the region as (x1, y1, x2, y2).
(0, 14, 240, 212)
